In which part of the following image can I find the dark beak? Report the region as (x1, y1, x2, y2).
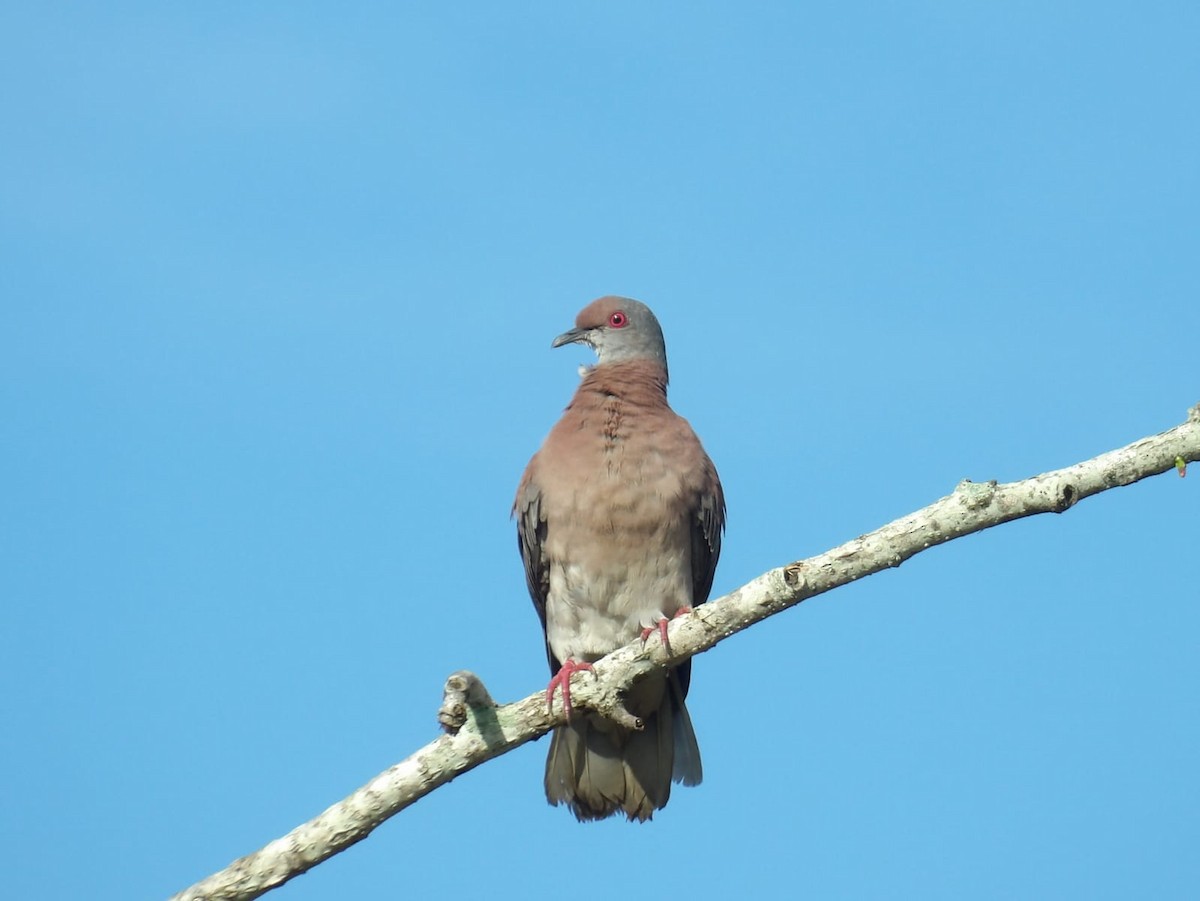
(551, 326, 590, 349)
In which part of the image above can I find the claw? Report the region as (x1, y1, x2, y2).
(639, 607, 693, 656)
(640, 618, 672, 654)
(547, 659, 594, 719)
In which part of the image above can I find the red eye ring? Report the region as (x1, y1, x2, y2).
(608, 311, 628, 328)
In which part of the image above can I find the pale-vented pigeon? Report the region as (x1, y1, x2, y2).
(514, 296, 725, 822)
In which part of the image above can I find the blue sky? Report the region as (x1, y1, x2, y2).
(3, 4, 1198, 899)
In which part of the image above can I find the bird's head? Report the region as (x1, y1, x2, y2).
(552, 296, 668, 378)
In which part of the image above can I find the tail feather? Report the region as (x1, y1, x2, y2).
(544, 668, 701, 822)
(669, 669, 702, 787)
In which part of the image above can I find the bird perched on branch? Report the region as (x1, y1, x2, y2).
(514, 296, 725, 821)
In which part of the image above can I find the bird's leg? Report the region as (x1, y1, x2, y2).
(546, 659, 594, 719)
(640, 606, 693, 656)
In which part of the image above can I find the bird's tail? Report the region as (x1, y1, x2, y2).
(544, 669, 701, 822)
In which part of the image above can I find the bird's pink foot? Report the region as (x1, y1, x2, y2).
(639, 607, 693, 656)
(640, 619, 671, 651)
(547, 659, 594, 719)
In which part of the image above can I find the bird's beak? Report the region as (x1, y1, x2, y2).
(551, 326, 590, 349)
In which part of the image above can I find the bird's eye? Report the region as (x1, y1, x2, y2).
(608, 311, 628, 328)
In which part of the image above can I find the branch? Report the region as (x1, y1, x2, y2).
(169, 404, 1200, 901)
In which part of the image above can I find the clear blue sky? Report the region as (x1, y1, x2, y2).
(3, 4, 1197, 899)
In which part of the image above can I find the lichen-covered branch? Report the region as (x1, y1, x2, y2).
(169, 404, 1200, 901)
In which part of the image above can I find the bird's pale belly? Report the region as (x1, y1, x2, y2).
(545, 556, 690, 664)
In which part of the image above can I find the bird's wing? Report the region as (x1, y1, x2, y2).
(514, 460, 559, 672)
